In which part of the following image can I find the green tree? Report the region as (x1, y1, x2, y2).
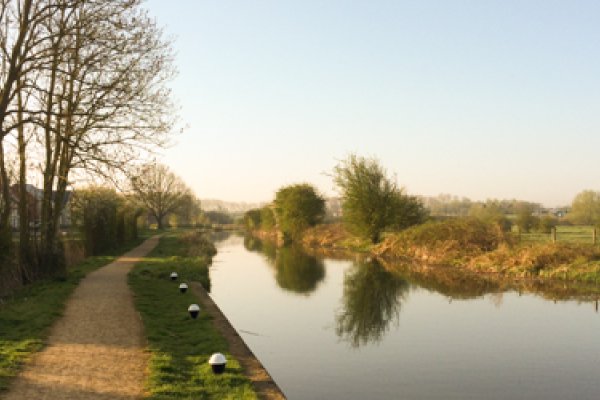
(536, 215, 558, 234)
(569, 190, 600, 226)
(274, 183, 325, 242)
(71, 187, 139, 256)
(259, 206, 276, 230)
(333, 154, 427, 243)
(515, 202, 536, 233)
(468, 200, 512, 232)
(243, 208, 262, 230)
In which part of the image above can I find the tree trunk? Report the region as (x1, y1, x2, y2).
(17, 87, 33, 283)
(0, 140, 11, 261)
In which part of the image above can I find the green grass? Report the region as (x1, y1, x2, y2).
(128, 232, 257, 400)
(520, 225, 598, 245)
(0, 238, 144, 392)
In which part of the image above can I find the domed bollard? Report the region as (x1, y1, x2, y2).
(188, 304, 200, 319)
(170, 272, 178, 281)
(209, 353, 227, 374)
(179, 283, 188, 293)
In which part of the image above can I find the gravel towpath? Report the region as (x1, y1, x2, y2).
(3, 236, 160, 400)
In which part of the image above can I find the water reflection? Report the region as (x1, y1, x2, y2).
(275, 246, 325, 294)
(336, 259, 409, 348)
(244, 236, 325, 295)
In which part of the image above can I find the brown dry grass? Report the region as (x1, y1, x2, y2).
(301, 223, 369, 250)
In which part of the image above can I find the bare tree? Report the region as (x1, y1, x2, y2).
(1, 0, 177, 278)
(0, 0, 57, 257)
(130, 163, 191, 230)
(31, 0, 176, 276)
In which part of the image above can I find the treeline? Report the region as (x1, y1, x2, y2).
(243, 154, 600, 247)
(244, 155, 428, 244)
(0, 1, 175, 282)
(422, 195, 544, 218)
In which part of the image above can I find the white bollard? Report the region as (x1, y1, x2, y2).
(209, 353, 227, 374)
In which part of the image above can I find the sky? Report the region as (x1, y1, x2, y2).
(144, 0, 600, 207)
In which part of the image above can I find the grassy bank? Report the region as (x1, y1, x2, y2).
(128, 231, 257, 400)
(0, 238, 145, 393)
(373, 219, 600, 283)
(294, 220, 600, 285)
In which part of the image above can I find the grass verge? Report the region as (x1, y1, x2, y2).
(128, 231, 257, 400)
(0, 237, 145, 392)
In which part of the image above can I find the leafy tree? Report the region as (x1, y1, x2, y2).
(274, 183, 325, 242)
(259, 206, 276, 230)
(333, 154, 427, 243)
(536, 215, 558, 234)
(515, 202, 536, 233)
(569, 190, 600, 226)
(243, 208, 262, 230)
(130, 163, 192, 229)
(468, 201, 512, 232)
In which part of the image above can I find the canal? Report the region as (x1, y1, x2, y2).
(209, 233, 600, 400)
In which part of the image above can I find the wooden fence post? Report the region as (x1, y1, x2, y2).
(593, 228, 597, 245)
(551, 227, 557, 243)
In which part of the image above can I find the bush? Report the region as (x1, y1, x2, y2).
(536, 215, 558, 234)
(374, 218, 512, 263)
(71, 187, 140, 255)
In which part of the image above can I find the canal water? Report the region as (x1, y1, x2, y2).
(209, 234, 600, 400)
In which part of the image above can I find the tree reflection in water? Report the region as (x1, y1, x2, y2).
(274, 246, 325, 294)
(336, 259, 410, 348)
(244, 236, 325, 294)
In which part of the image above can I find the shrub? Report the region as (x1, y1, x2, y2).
(536, 215, 558, 234)
(374, 218, 512, 263)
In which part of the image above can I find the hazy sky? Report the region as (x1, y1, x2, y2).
(145, 0, 600, 207)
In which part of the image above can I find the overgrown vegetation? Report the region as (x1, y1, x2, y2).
(301, 223, 372, 252)
(299, 219, 600, 285)
(469, 243, 600, 282)
(374, 218, 512, 264)
(129, 232, 256, 399)
(71, 187, 142, 256)
(0, 238, 144, 393)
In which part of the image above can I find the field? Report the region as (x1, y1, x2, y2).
(519, 225, 598, 245)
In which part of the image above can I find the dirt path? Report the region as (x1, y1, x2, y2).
(2, 236, 160, 400)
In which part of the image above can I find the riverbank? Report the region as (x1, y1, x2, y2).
(129, 231, 285, 399)
(256, 219, 600, 287)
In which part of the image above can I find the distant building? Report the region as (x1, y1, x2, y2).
(6, 184, 72, 230)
